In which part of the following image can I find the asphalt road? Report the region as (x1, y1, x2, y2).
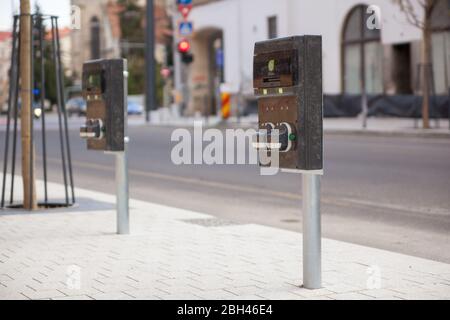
(1, 120, 450, 263)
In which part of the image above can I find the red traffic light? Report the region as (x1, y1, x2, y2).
(178, 39, 190, 53)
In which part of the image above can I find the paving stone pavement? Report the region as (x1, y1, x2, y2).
(0, 175, 450, 300)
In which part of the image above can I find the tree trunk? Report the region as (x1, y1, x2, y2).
(20, 0, 37, 210)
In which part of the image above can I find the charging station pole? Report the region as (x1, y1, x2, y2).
(253, 36, 323, 290)
(116, 140, 129, 234)
(80, 59, 130, 235)
(302, 173, 321, 289)
(116, 69, 130, 235)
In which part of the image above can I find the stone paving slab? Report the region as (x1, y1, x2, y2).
(0, 175, 450, 300)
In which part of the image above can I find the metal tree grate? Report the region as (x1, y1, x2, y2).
(1, 14, 75, 209)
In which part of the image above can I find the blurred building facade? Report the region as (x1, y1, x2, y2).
(1, 26, 71, 110)
(0, 31, 12, 110)
(70, 0, 122, 82)
(70, 0, 171, 85)
(46, 27, 73, 78)
(182, 0, 449, 115)
(58, 28, 73, 78)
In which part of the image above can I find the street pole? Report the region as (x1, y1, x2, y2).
(360, 35, 368, 129)
(145, 0, 156, 123)
(116, 142, 129, 234)
(117, 68, 130, 235)
(171, 1, 182, 112)
(20, 0, 37, 210)
(302, 173, 322, 289)
(361, 90, 368, 129)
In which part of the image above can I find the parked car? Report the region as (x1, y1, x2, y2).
(66, 97, 86, 117)
(127, 100, 144, 115)
(66, 97, 142, 117)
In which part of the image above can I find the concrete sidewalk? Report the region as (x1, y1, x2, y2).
(0, 175, 450, 300)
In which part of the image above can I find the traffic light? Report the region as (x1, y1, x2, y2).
(178, 39, 190, 53)
(178, 39, 194, 64)
(181, 52, 194, 64)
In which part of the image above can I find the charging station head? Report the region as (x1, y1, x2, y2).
(81, 59, 127, 152)
(253, 36, 323, 171)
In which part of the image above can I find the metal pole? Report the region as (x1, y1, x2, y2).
(55, 17, 75, 204)
(145, 0, 156, 122)
(302, 172, 322, 289)
(414, 64, 421, 129)
(171, 3, 182, 113)
(38, 15, 48, 203)
(29, 13, 35, 208)
(361, 91, 368, 129)
(10, 23, 21, 205)
(51, 17, 69, 205)
(360, 9, 368, 129)
(1, 16, 19, 208)
(428, 63, 439, 128)
(116, 145, 129, 235)
(116, 66, 129, 235)
(237, 0, 243, 124)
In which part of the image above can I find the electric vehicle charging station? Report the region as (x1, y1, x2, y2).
(253, 36, 323, 289)
(80, 59, 130, 235)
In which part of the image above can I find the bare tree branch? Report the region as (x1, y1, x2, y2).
(393, 0, 425, 29)
(418, 0, 427, 9)
(393, 0, 439, 129)
(424, 0, 437, 17)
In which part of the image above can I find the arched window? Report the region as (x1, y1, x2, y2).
(90, 16, 100, 60)
(342, 5, 383, 94)
(431, 0, 450, 94)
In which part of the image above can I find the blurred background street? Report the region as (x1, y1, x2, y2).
(0, 0, 449, 287)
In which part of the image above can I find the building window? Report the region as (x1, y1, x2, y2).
(90, 16, 100, 60)
(342, 5, 383, 94)
(268, 16, 277, 39)
(431, 0, 450, 94)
